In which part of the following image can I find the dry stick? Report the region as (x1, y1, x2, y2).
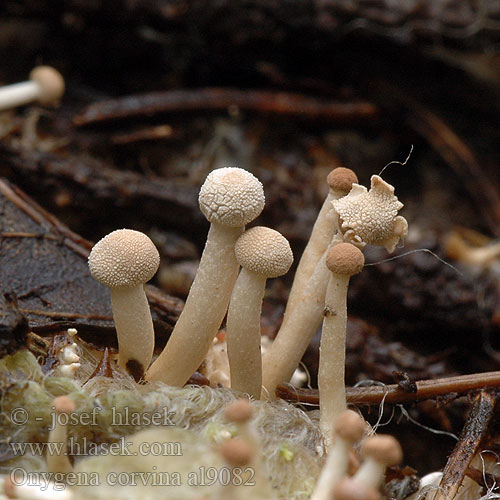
(276, 371, 500, 405)
(407, 105, 500, 237)
(73, 88, 378, 126)
(433, 391, 496, 500)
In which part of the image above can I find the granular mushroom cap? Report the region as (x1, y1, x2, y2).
(332, 175, 406, 252)
(325, 243, 365, 276)
(334, 410, 366, 443)
(29, 66, 65, 105)
(235, 226, 293, 278)
(198, 167, 265, 227)
(88, 229, 160, 288)
(361, 435, 403, 466)
(327, 167, 359, 194)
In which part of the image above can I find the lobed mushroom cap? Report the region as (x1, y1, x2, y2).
(220, 438, 253, 466)
(53, 395, 76, 415)
(224, 399, 253, 423)
(198, 167, 265, 227)
(361, 435, 403, 466)
(235, 226, 293, 278)
(88, 229, 160, 288)
(326, 243, 365, 276)
(334, 410, 366, 443)
(327, 167, 358, 195)
(333, 478, 381, 500)
(332, 175, 406, 253)
(29, 66, 65, 105)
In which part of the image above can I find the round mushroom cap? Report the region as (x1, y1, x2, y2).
(220, 438, 253, 466)
(327, 167, 358, 194)
(361, 435, 403, 466)
(198, 167, 265, 227)
(29, 66, 65, 105)
(53, 395, 76, 415)
(335, 410, 366, 443)
(333, 478, 381, 500)
(89, 229, 160, 288)
(224, 399, 253, 423)
(326, 243, 365, 276)
(235, 226, 293, 278)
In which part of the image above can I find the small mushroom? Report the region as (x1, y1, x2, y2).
(46, 396, 75, 474)
(311, 410, 366, 500)
(0, 66, 65, 111)
(332, 175, 407, 252)
(353, 435, 403, 490)
(227, 226, 293, 399)
(283, 167, 358, 327)
(146, 167, 265, 386)
(319, 243, 365, 446)
(88, 229, 160, 380)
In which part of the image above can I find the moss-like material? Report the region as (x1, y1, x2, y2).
(0, 350, 323, 499)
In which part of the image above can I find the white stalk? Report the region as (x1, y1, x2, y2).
(226, 269, 265, 399)
(353, 458, 386, 489)
(310, 438, 350, 500)
(146, 223, 242, 386)
(110, 285, 155, 375)
(262, 236, 342, 399)
(0, 81, 40, 110)
(319, 273, 349, 446)
(283, 193, 337, 325)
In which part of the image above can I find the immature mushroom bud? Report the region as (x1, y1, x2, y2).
(261, 234, 343, 400)
(320, 243, 365, 446)
(227, 226, 293, 399)
(333, 478, 381, 500)
(311, 410, 366, 500)
(220, 438, 253, 467)
(333, 175, 407, 252)
(88, 229, 159, 380)
(46, 396, 75, 474)
(283, 168, 358, 327)
(0, 66, 65, 111)
(146, 167, 265, 386)
(353, 435, 403, 490)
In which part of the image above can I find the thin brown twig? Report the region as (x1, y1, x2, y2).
(73, 88, 378, 126)
(276, 371, 500, 405)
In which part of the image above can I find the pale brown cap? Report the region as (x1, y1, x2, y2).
(235, 226, 293, 278)
(30, 66, 65, 105)
(326, 243, 365, 276)
(53, 395, 76, 415)
(361, 435, 403, 466)
(333, 478, 381, 500)
(334, 410, 366, 443)
(198, 167, 265, 227)
(327, 167, 358, 194)
(224, 399, 253, 423)
(89, 229, 160, 288)
(220, 438, 253, 466)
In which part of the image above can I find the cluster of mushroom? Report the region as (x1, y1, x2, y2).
(87, 165, 407, 445)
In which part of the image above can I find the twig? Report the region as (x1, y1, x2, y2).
(433, 391, 496, 500)
(276, 371, 500, 405)
(73, 88, 378, 126)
